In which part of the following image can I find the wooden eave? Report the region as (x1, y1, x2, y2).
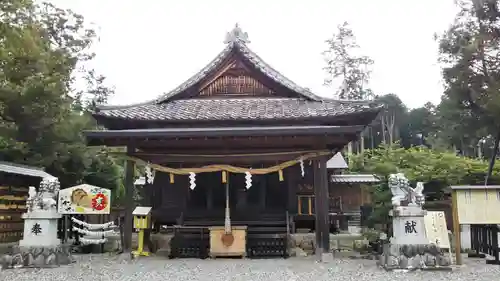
(84, 125, 365, 147)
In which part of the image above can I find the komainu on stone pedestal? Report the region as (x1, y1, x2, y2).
(1, 177, 75, 270)
(377, 173, 452, 271)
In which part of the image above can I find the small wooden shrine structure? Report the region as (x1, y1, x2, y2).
(294, 152, 380, 232)
(84, 24, 381, 259)
(0, 161, 54, 243)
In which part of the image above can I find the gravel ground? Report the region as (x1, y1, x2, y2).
(0, 254, 499, 281)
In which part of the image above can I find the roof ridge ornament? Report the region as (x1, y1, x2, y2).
(224, 23, 250, 44)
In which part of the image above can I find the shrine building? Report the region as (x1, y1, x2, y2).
(84, 24, 381, 259)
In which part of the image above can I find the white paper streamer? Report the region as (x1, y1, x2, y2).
(245, 171, 252, 189)
(80, 237, 107, 245)
(189, 172, 196, 190)
(145, 164, 155, 184)
(72, 227, 116, 237)
(299, 158, 305, 177)
(71, 217, 115, 229)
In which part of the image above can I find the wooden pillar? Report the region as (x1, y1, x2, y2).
(313, 159, 323, 257)
(319, 156, 330, 253)
(286, 167, 297, 213)
(451, 188, 462, 265)
(123, 145, 135, 252)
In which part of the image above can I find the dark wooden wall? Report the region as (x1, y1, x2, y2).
(149, 166, 303, 224)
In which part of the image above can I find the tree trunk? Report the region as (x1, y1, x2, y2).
(381, 116, 386, 145)
(485, 129, 500, 185)
(370, 126, 375, 149)
(386, 114, 395, 145)
(347, 142, 353, 161)
(360, 131, 365, 154)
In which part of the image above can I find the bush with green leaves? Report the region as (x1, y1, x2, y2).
(349, 144, 500, 225)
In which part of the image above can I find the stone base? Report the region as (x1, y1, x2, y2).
(20, 212, 61, 247)
(377, 243, 452, 271)
(0, 244, 74, 270)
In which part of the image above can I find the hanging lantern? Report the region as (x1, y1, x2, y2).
(245, 171, 252, 189)
(189, 172, 196, 190)
(169, 173, 175, 184)
(222, 171, 227, 183)
(278, 169, 284, 182)
(299, 157, 305, 177)
(145, 164, 155, 184)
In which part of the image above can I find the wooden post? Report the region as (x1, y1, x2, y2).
(313, 159, 323, 259)
(319, 156, 330, 253)
(123, 145, 135, 252)
(451, 188, 462, 265)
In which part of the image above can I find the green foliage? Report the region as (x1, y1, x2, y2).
(349, 144, 500, 224)
(0, 0, 124, 203)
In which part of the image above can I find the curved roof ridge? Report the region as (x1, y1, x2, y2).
(154, 43, 235, 103)
(154, 36, 325, 103)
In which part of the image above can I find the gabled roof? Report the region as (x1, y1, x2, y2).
(154, 24, 322, 103)
(326, 152, 348, 169)
(93, 24, 382, 125)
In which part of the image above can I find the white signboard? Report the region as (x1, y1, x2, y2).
(424, 211, 450, 249)
(58, 184, 111, 214)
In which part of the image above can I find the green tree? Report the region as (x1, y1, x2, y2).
(350, 144, 500, 224)
(323, 21, 374, 100)
(437, 0, 500, 183)
(0, 0, 123, 199)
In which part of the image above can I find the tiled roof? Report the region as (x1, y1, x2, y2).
(331, 174, 380, 183)
(0, 161, 54, 178)
(94, 25, 382, 123)
(94, 98, 379, 122)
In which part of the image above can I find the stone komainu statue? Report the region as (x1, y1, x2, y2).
(388, 173, 425, 207)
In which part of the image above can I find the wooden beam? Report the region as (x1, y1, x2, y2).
(135, 135, 348, 149)
(136, 147, 321, 155)
(123, 145, 135, 252)
(130, 151, 312, 164)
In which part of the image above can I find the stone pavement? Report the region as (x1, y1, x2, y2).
(1, 254, 499, 281)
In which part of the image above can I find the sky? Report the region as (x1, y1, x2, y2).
(47, 0, 459, 108)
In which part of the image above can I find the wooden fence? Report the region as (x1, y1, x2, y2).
(469, 224, 500, 265)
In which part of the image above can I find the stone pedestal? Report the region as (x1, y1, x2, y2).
(378, 243, 452, 271)
(379, 206, 452, 271)
(390, 206, 428, 245)
(19, 210, 62, 247)
(0, 244, 74, 270)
